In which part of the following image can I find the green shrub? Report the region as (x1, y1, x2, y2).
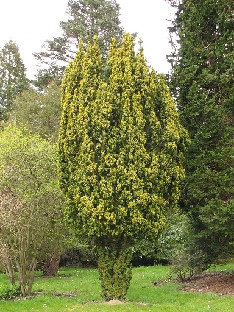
(0, 286, 21, 300)
(157, 210, 209, 280)
(157, 211, 191, 263)
(171, 248, 208, 280)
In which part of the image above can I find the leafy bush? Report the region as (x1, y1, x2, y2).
(131, 239, 160, 266)
(60, 244, 97, 267)
(0, 125, 67, 296)
(157, 210, 208, 280)
(171, 248, 208, 281)
(157, 211, 191, 262)
(0, 286, 21, 300)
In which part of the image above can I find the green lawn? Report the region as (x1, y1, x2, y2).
(0, 264, 233, 312)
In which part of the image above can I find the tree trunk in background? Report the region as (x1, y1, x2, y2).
(42, 251, 61, 276)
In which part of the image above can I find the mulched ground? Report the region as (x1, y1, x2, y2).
(181, 272, 234, 296)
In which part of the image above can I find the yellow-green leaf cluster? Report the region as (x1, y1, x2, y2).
(59, 34, 188, 244)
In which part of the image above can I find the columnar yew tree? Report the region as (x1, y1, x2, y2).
(59, 34, 188, 300)
(168, 0, 234, 262)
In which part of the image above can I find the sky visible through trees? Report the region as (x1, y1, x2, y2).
(0, 0, 173, 78)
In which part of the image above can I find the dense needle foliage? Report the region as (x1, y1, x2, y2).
(168, 0, 234, 262)
(0, 41, 29, 121)
(58, 33, 188, 300)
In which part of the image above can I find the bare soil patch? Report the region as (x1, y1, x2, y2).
(106, 299, 125, 305)
(181, 272, 234, 296)
(33, 290, 80, 298)
(105, 300, 147, 306)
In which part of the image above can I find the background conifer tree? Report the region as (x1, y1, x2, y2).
(167, 0, 234, 263)
(0, 41, 29, 121)
(34, 0, 124, 88)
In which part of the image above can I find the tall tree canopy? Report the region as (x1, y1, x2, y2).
(168, 0, 234, 262)
(34, 0, 124, 88)
(0, 41, 29, 121)
(58, 33, 188, 300)
(10, 82, 61, 142)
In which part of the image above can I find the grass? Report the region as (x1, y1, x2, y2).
(0, 263, 233, 312)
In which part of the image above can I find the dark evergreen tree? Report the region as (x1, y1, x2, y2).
(34, 0, 124, 88)
(0, 41, 29, 121)
(168, 0, 234, 262)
